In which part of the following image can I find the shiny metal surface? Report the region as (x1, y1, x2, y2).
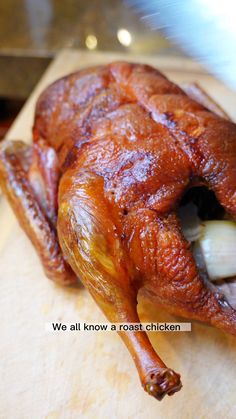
(128, 0, 236, 90)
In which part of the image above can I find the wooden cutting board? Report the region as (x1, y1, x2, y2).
(1, 49, 236, 419)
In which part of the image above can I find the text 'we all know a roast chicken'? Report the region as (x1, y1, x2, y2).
(0, 62, 236, 401)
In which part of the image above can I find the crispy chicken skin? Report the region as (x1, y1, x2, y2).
(0, 62, 236, 400)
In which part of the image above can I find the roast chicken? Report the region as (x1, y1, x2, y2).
(0, 62, 236, 401)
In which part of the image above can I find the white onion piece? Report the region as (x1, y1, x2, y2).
(178, 203, 203, 242)
(192, 242, 208, 280)
(198, 221, 236, 280)
(217, 279, 236, 309)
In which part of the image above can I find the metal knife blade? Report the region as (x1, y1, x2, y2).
(127, 0, 236, 90)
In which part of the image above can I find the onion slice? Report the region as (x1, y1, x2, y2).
(178, 203, 203, 242)
(197, 220, 236, 280)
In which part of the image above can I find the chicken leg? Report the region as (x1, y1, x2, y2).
(57, 168, 182, 400)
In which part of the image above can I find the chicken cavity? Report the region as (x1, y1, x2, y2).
(179, 187, 236, 309)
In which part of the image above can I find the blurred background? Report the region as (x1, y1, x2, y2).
(0, 0, 185, 138)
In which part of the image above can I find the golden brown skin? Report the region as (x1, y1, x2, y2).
(1, 62, 236, 400)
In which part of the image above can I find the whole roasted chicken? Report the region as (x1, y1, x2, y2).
(1, 62, 236, 401)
